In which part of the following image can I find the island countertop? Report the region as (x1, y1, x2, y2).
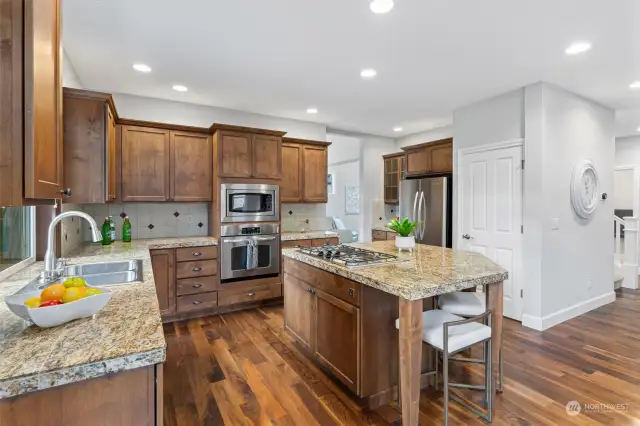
(0, 236, 216, 399)
(282, 240, 507, 300)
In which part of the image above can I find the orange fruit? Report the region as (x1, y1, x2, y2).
(40, 284, 66, 302)
(62, 286, 88, 304)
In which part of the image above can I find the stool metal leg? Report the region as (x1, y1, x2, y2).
(443, 338, 449, 426)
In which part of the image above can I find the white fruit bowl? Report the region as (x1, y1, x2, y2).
(4, 286, 112, 328)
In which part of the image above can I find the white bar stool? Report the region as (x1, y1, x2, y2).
(396, 309, 494, 425)
(438, 291, 504, 392)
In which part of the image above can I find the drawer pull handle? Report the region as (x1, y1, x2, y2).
(192, 300, 202, 305)
(247, 292, 255, 297)
(307, 288, 316, 295)
(192, 252, 202, 257)
(192, 267, 202, 272)
(192, 284, 202, 288)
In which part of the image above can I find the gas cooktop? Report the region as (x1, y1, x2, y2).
(297, 244, 398, 268)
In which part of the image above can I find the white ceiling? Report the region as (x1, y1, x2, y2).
(63, 0, 640, 138)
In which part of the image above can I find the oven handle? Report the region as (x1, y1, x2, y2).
(251, 236, 277, 242)
(223, 238, 252, 244)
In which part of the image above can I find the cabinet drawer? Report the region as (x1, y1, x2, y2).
(176, 292, 218, 313)
(176, 246, 218, 262)
(176, 260, 218, 279)
(218, 283, 282, 307)
(385, 231, 396, 241)
(176, 275, 218, 296)
(282, 239, 312, 249)
(372, 230, 386, 240)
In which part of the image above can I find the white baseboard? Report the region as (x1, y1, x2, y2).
(521, 291, 616, 331)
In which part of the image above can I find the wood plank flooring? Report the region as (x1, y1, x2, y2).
(163, 289, 640, 425)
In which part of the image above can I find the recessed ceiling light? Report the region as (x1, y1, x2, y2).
(172, 85, 188, 92)
(565, 42, 591, 55)
(393, 127, 403, 132)
(629, 81, 640, 89)
(360, 68, 377, 79)
(306, 107, 318, 114)
(637, 126, 640, 132)
(133, 63, 152, 73)
(370, 0, 394, 14)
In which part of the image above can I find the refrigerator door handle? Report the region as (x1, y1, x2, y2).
(417, 191, 426, 240)
(412, 192, 419, 223)
(420, 191, 427, 240)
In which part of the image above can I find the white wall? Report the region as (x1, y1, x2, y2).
(62, 49, 84, 89)
(614, 169, 634, 210)
(113, 93, 326, 140)
(326, 134, 362, 235)
(616, 136, 640, 166)
(395, 125, 453, 150)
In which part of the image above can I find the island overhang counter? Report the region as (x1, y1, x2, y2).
(282, 241, 507, 425)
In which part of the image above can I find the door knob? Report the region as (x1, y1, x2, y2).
(462, 234, 473, 240)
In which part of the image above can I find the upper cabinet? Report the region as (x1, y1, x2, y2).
(120, 124, 212, 202)
(213, 124, 284, 179)
(1, 0, 63, 205)
(383, 153, 404, 204)
(402, 138, 453, 178)
(281, 138, 331, 204)
(63, 88, 118, 204)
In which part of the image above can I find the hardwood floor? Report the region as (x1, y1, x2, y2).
(163, 289, 640, 425)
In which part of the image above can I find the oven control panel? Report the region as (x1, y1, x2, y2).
(241, 227, 261, 235)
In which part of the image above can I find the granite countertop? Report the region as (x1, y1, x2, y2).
(373, 226, 395, 233)
(283, 241, 507, 300)
(0, 236, 217, 399)
(281, 231, 339, 241)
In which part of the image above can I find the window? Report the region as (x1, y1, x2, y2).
(0, 206, 35, 279)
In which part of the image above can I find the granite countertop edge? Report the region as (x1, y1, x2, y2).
(0, 236, 217, 399)
(281, 231, 340, 241)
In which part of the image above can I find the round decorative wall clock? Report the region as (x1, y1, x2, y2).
(570, 159, 599, 219)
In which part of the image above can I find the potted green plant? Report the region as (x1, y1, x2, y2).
(387, 217, 418, 251)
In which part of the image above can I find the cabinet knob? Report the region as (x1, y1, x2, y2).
(192, 252, 201, 257)
(192, 300, 202, 305)
(192, 267, 202, 272)
(192, 283, 202, 288)
(58, 188, 72, 197)
(247, 292, 255, 297)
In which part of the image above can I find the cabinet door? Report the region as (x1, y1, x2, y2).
(302, 145, 328, 203)
(252, 135, 282, 179)
(150, 249, 176, 317)
(24, 0, 63, 199)
(218, 131, 252, 178)
(281, 143, 302, 202)
(170, 131, 212, 201)
(405, 147, 430, 177)
(384, 156, 400, 204)
(428, 142, 453, 173)
(284, 274, 315, 352)
(106, 107, 117, 201)
(314, 289, 360, 393)
(121, 126, 170, 202)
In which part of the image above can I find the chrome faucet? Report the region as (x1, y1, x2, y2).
(43, 211, 102, 279)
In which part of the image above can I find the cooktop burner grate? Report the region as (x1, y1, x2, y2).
(297, 244, 398, 268)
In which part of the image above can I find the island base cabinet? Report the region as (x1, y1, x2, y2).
(283, 274, 314, 352)
(0, 365, 161, 426)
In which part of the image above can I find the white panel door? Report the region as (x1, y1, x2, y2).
(460, 145, 523, 320)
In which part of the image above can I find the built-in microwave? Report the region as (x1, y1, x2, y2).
(220, 183, 279, 223)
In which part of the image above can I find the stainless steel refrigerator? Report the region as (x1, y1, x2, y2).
(399, 176, 452, 248)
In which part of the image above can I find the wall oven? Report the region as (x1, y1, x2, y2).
(220, 224, 280, 282)
(220, 183, 279, 223)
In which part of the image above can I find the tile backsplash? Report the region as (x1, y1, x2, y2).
(371, 199, 398, 229)
(81, 203, 210, 242)
(60, 203, 86, 257)
(281, 203, 332, 232)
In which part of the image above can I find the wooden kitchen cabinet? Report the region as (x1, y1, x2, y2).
(0, 0, 63, 205)
(314, 289, 360, 393)
(302, 144, 328, 203)
(281, 143, 303, 202)
(63, 88, 118, 204)
(382, 153, 404, 204)
(372, 229, 397, 241)
(150, 249, 176, 317)
(284, 274, 315, 352)
(402, 138, 453, 177)
(170, 131, 212, 201)
(121, 125, 170, 202)
(213, 124, 285, 179)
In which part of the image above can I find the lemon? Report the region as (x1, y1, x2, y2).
(24, 297, 41, 309)
(62, 286, 88, 304)
(86, 288, 102, 297)
(63, 277, 87, 288)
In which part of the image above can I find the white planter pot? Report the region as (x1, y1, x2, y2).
(395, 235, 416, 251)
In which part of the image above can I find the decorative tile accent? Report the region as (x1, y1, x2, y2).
(198, 222, 203, 228)
(288, 210, 293, 215)
(148, 224, 155, 230)
(120, 212, 127, 219)
(173, 212, 180, 217)
(379, 217, 382, 221)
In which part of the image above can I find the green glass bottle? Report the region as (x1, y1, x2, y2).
(101, 217, 112, 245)
(123, 216, 132, 242)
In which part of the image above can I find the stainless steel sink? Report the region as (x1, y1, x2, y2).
(15, 260, 144, 294)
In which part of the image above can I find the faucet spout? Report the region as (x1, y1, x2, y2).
(43, 211, 102, 279)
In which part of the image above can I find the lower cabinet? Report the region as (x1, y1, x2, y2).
(283, 274, 315, 352)
(372, 229, 396, 241)
(150, 249, 176, 317)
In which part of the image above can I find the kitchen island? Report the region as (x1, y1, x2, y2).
(282, 241, 507, 425)
(0, 237, 215, 426)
